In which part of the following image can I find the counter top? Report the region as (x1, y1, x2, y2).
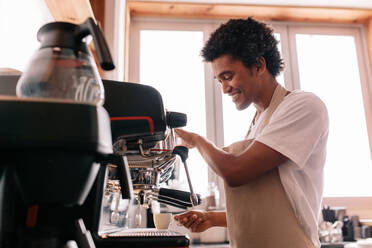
(190, 244, 229, 248)
(190, 242, 355, 248)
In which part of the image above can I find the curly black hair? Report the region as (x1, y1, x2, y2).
(201, 17, 284, 78)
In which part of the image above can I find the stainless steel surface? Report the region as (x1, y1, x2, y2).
(111, 130, 198, 209)
(119, 131, 178, 197)
(99, 177, 130, 234)
(106, 228, 184, 237)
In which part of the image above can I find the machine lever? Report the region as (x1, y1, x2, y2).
(172, 146, 199, 207)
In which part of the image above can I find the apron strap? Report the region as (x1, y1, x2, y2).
(245, 84, 288, 139)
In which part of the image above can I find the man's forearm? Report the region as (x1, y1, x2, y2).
(194, 135, 233, 179)
(207, 211, 227, 227)
(194, 135, 288, 187)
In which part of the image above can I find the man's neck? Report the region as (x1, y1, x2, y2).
(255, 78, 279, 113)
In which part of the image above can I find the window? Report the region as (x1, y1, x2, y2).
(287, 26, 372, 196)
(130, 19, 214, 196)
(130, 18, 372, 203)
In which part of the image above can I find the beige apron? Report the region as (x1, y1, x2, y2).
(223, 85, 315, 248)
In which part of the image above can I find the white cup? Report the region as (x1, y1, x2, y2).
(153, 213, 172, 229)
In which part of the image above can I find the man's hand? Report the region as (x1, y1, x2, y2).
(174, 210, 214, 232)
(174, 129, 200, 149)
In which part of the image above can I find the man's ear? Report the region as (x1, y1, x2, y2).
(256, 56, 266, 76)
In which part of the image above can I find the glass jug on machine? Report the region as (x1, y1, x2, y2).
(16, 17, 114, 105)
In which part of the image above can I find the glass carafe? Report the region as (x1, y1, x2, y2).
(16, 18, 114, 105)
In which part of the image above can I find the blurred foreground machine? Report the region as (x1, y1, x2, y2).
(0, 94, 120, 248)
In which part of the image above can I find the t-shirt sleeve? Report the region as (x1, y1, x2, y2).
(255, 93, 329, 168)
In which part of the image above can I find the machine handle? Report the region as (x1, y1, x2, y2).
(166, 111, 187, 128)
(157, 199, 189, 209)
(157, 188, 201, 208)
(77, 17, 115, 70)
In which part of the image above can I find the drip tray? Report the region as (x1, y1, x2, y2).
(107, 228, 184, 237)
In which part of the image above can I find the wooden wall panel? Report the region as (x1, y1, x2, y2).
(44, 0, 95, 23)
(44, 0, 107, 76)
(90, 0, 106, 31)
(90, 0, 106, 76)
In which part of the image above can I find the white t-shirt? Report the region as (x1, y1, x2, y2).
(249, 90, 329, 248)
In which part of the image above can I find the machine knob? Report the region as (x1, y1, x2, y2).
(166, 111, 187, 128)
(172, 146, 188, 163)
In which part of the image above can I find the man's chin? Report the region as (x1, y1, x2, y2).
(235, 102, 250, 111)
(235, 105, 245, 111)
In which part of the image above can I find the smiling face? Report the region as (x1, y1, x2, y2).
(212, 54, 263, 111)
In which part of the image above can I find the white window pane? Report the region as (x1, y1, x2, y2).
(222, 89, 256, 145)
(139, 30, 209, 196)
(296, 33, 372, 196)
(274, 33, 285, 86)
(223, 33, 283, 146)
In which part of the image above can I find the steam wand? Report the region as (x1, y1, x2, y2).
(172, 146, 198, 207)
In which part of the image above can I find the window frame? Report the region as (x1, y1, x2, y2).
(129, 17, 226, 201)
(280, 23, 372, 218)
(285, 24, 372, 149)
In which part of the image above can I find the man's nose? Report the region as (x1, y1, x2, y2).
(221, 81, 231, 94)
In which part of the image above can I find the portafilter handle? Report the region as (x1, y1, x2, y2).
(172, 146, 199, 207)
(155, 188, 201, 209)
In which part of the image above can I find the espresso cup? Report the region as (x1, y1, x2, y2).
(153, 212, 172, 229)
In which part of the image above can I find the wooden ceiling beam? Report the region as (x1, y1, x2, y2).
(127, 1, 372, 24)
(44, 0, 96, 24)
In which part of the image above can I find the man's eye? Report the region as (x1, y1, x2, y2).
(216, 75, 232, 84)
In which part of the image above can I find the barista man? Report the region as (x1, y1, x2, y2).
(174, 17, 329, 248)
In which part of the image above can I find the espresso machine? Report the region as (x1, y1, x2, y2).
(103, 79, 200, 211)
(82, 79, 202, 247)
